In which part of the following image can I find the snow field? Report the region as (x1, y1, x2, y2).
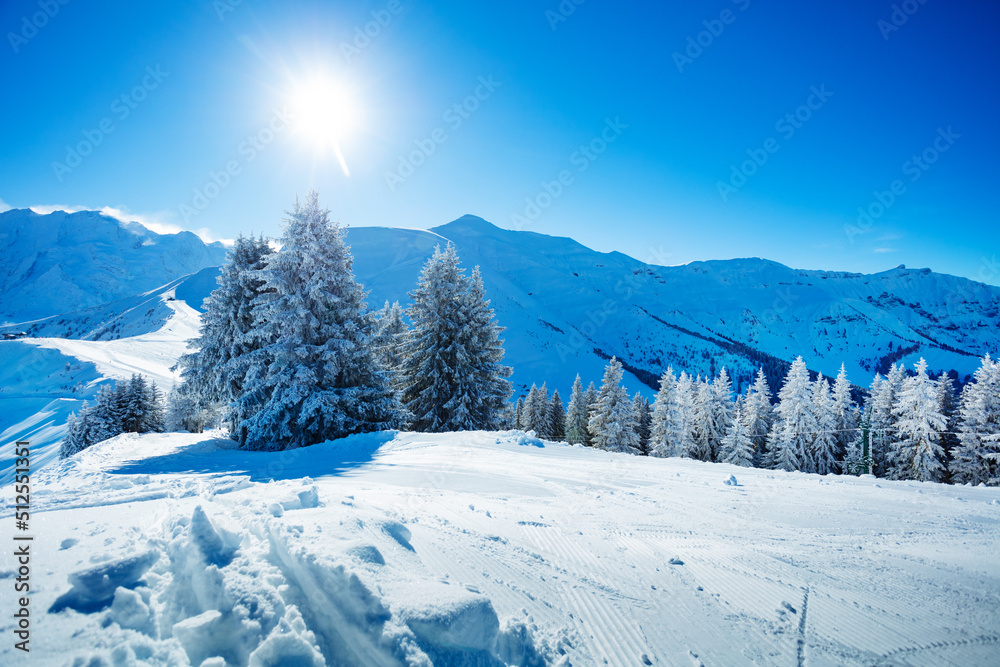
(2, 430, 999, 666)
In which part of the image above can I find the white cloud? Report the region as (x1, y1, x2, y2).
(0, 198, 11, 213)
(28, 204, 234, 246)
(874, 247, 897, 253)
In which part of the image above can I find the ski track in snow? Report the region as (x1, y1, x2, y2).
(2, 430, 998, 666)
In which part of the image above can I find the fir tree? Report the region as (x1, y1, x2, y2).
(707, 368, 734, 461)
(721, 404, 754, 467)
(633, 392, 651, 455)
(675, 372, 698, 460)
(588, 357, 640, 454)
(810, 374, 839, 475)
(515, 396, 526, 430)
(240, 192, 404, 450)
(584, 381, 599, 445)
(178, 234, 274, 437)
(951, 355, 1000, 485)
(400, 245, 511, 432)
(550, 389, 566, 441)
(830, 364, 858, 471)
(565, 375, 590, 445)
(768, 357, 817, 472)
(649, 368, 679, 457)
(891, 358, 946, 482)
(743, 369, 774, 467)
(372, 301, 407, 389)
(687, 379, 714, 461)
(870, 363, 906, 477)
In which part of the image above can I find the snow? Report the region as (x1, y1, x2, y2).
(3, 430, 999, 666)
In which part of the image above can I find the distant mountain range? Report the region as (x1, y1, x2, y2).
(2, 208, 999, 400)
(0, 208, 228, 322)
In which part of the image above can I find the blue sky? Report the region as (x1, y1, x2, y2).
(1, 0, 998, 284)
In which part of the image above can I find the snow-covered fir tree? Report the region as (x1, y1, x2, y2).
(372, 300, 407, 389)
(458, 266, 514, 429)
(239, 192, 404, 450)
(742, 369, 774, 467)
(707, 368, 734, 461)
(61, 376, 165, 457)
(400, 245, 512, 432)
(830, 364, 858, 471)
(588, 357, 640, 454)
(951, 355, 1000, 485)
(686, 379, 714, 461)
(633, 392, 651, 455)
(522, 383, 552, 437)
(934, 371, 959, 472)
(869, 363, 906, 477)
(810, 374, 839, 475)
(178, 234, 274, 435)
(515, 396, 525, 430)
(584, 381, 599, 444)
(891, 358, 947, 482)
(649, 368, 679, 457)
(675, 372, 698, 460)
(550, 389, 566, 441)
(768, 357, 817, 472)
(721, 404, 754, 467)
(565, 374, 590, 445)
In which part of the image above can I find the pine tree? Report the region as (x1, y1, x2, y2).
(721, 404, 754, 467)
(810, 374, 839, 475)
(584, 381, 599, 445)
(522, 383, 552, 436)
(400, 246, 512, 432)
(951, 355, 1000, 485)
(460, 266, 514, 429)
(743, 369, 774, 467)
(830, 364, 858, 471)
(768, 357, 817, 472)
(632, 392, 651, 455)
(649, 368, 678, 457)
(565, 375, 590, 445)
(707, 368, 734, 461)
(515, 396, 525, 430)
(891, 358, 946, 482)
(588, 357, 640, 454)
(935, 372, 959, 475)
(675, 372, 697, 460)
(870, 363, 906, 477)
(178, 234, 274, 436)
(239, 192, 404, 450)
(372, 301, 407, 389)
(549, 389, 566, 441)
(687, 379, 714, 461)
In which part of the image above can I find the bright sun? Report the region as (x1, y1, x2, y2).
(289, 76, 359, 176)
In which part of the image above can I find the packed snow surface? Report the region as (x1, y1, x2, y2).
(2, 430, 999, 666)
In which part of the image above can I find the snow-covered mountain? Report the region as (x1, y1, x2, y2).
(344, 215, 1000, 396)
(2, 208, 999, 483)
(0, 208, 228, 323)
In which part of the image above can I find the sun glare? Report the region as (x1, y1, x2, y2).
(289, 75, 359, 176)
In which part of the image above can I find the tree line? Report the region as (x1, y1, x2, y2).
(518, 354, 1000, 485)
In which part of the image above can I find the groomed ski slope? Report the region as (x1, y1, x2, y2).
(2, 430, 999, 666)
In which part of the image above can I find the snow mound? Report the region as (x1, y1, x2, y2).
(50, 549, 161, 613)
